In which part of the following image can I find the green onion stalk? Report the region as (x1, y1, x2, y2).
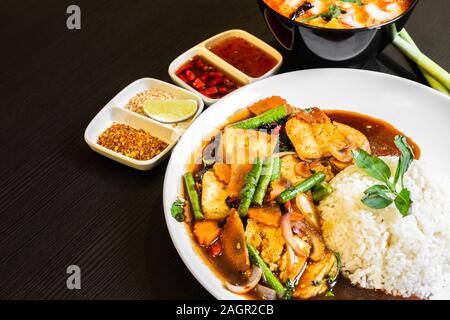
(393, 29, 450, 95)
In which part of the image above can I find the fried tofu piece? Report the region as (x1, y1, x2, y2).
(219, 128, 276, 197)
(310, 120, 337, 158)
(286, 117, 323, 160)
(201, 171, 230, 220)
(221, 209, 249, 272)
(245, 219, 285, 271)
(248, 206, 282, 228)
(220, 127, 276, 165)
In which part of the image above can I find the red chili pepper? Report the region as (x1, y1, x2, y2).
(185, 70, 196, 82)
(176, 62, 193, 75)
(204, 86, 218, 96)
(200, 90, 210, 98)
(284, 200, 292, 213)
(209, 71, 223, 78)
(209, 240, 222, 258)
(200, 72, 209, 82)
(178, 74, 188, 83)
(218, 87, 228, 94)
(207, 77, 223, 87)
(195, 58, 205, 69)
(192, 78, 206, 91)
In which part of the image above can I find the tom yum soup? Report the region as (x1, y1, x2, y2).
(264, 0, 414, 29)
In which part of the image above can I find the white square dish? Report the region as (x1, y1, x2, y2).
(112, 78, 204, 129)
(84, 107, 179, 171)
(168, 29, 283, 105)
(168, 47, 250, 105)
(84, 78, 204, 170)
(202, 29, 283, 81)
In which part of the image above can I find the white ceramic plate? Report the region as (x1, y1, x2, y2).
(163, 69, 450, 300)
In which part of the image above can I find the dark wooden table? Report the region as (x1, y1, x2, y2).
(0, 0, 448, 300)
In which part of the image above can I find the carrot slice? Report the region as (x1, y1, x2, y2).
(227, 108, 253, 124)
(248, 96, 287, 115)
(226, 164, 253, 198)
(213, 163, 231, 185)
(221, 209, 249, 272)
(193, 220, 221, 247)
(248, 206, 282, 227)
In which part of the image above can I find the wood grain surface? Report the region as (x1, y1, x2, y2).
(0, 0, 448, 300)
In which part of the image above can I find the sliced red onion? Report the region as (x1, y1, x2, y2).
(256, 285, 277, 300)
(225, 266, 262, 294)
(281, 212, 310, 258)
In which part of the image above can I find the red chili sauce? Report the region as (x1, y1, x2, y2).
(209, 36, 278, 78)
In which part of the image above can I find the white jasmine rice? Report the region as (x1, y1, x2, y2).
(319, 157, 450, 299)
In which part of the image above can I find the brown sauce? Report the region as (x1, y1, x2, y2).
(185, 108, 420, 300)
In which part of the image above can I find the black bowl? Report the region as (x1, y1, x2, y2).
(257, 0, 419, 67)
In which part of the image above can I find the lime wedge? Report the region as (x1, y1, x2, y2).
(143, 99, 198, 123)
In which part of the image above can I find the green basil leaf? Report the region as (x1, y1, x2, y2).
(301, 5, 341, 22)
(393, 135, 414, 188)
(329, 5, 341, 19)
(171, 199, 185, 222)
(352, 149, 392, 183)
(394, 188, 412, 217)
(362, 185, 393, 209)
(363, 184, 391, 196)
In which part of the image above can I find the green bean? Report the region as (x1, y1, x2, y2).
(247, 242, 285, 298)
(238, 158, 263, 217)
(277, 172, 326, 204)
(270, 157, 281, 182)
(183, 172, 203, 220)
(312, 182, 333, 203)
(253, 158, 274, 206)
(232, 105, 288, 130)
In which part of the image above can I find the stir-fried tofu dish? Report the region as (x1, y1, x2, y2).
(173, 96, 450, 300)
(264, 0, 414, 29)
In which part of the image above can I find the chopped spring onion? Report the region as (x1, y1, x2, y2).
(393, 34, 450, 91)
(398, 29, 449, 96)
